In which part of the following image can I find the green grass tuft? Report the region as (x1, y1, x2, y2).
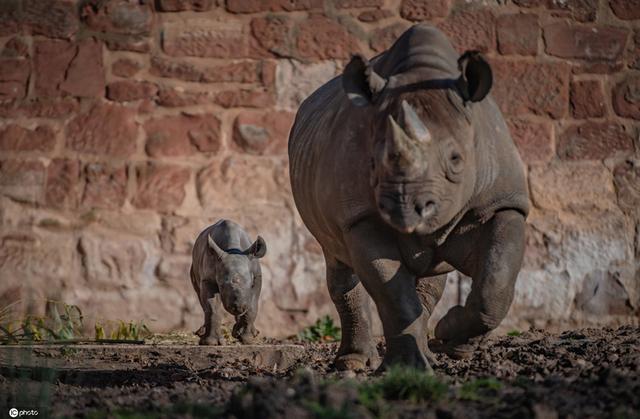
(298, 315, 341, 342)
(458, 377, 503, 401)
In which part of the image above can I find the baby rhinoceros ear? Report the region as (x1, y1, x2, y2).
(244, 236, 267, 259)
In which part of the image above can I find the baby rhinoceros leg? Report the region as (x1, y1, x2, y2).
(198, 286, 225, 346)
(433, 209, 526, 358)
(231, 305, 259, 344)
(325, 252, 378, 371)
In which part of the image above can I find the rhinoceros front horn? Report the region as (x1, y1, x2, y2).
(385, 114, 421, 172)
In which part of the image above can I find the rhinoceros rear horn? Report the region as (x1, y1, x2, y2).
(457, 50, 493, 103)
(342, 54, 387, 107)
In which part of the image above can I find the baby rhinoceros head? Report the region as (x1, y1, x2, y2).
(208, 234, 266, 316)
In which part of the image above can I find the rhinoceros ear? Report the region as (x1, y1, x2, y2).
(208, 234, 225, 259)
(457, 50, 493, 103)
(342, 54, 387, 107)
(244, 236, 266, 259)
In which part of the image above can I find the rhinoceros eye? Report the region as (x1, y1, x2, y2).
(446, 150, 464, 181)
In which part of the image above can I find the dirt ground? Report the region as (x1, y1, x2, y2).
(0, 326, 638, 418)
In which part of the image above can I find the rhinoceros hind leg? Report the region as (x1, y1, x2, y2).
(325, 252, 378, 371)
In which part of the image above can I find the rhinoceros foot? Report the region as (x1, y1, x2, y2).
(334, 348, 379, 371)
(199, 335, 224, 346)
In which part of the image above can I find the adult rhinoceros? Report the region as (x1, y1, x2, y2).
(288, 24, 529, 371)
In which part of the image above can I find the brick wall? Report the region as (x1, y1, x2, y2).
(0, 0, 638, 336)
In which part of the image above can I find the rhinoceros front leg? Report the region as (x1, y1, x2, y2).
(345, 221, 433, 371)
(198, 288, 224, 346)
(325, 252, 378, 370)
(232, 285, 260, 344)
(433, 209, 525, 358)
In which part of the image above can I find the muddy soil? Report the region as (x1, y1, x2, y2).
(0, 326, 638, 418)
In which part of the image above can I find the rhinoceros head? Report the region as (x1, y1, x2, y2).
(208, 234, 266, 315)
(342, 51, 493, 234)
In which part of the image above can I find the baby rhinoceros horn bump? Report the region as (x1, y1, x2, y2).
(401, 100, 431, 144)
(208, 234, 225, 258)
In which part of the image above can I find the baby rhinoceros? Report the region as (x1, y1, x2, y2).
(190, 219, 266, 345)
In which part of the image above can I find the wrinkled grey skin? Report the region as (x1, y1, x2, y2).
(190, 219, 266, 345)
(288, 24, 529, 371)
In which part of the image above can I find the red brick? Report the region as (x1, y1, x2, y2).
(163, 21, 247, 58)
(0, 160, 45, 204)
(0, 98, 79, 119)
(491, 59, 570, 119)
(438, 9, 495, 53)
(543, 22, 628, 61)
(557, 122, 634, 160)
(226, 0, 322, 13)
(513, 0, 597, 22)
(613, 159, 640, 215)
(497, 14, 538, 56)
(156, 87, 215, 107)
(612, 75, 640, 120)
(609, 0, 640, 20)
(34, 39, 104, 98)
(150, 57, 263, 84)
(156, 0, 214, 12)
(81, 0, 153, 36)
(629, 30, 640, 70)
(45, 158, 80, 209)
(60, 39, 105, 98)
(506, 118, 554, 164)
(0, 125, 56, 152)
(23, 0, 79, 39)
(400, 0, 450, 21)
(107, 81, 158, 102)
(82, 162, 127, 209)
(233, 111, 294, 156)
(0, 58, 30, 100)
(132, 163, 190, 212)
(371, 22, 411, 53)
(66, 103, 138, 157)
(296, 15, 362, 59)
(570, 79, 606, 118)
(0, 1, 21, 36)
(358, 9, 394, 22)
(334, 0, 383, 7)
(250, 16, 295, 58)
(2, 37, 29, 58)
(572, 61, 624, 74)
(105, 37, 151, 53)
(214, 88, 275, 108)
(144, 113, 221, 157)
(112, 58, 143, 78)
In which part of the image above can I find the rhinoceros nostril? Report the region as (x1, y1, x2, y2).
(416, 200, 436, 218)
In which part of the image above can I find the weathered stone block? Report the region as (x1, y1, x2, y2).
(132, 163, 191, 212)
(0, 124, 56, 153)
(612, 75, 640, 120)
(543, 22, 628, 61)
(557, 122, 634, 160)
(233, 111, 294, 155)
(529, 162, 616, 212)
(491, 59, 570, 119)
(163, 21, 247, 58)
(66, 103, 138, 157)
(82, 163, 128, 210)
(45, 158, 80, 209)
(506, 118, 554, 164)
(497, 14, 538, 56)
(144, 113, 221, 157)
(400, 0, 450, 21)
